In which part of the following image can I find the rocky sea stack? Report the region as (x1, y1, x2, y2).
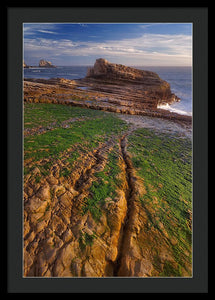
(23, 61, 30, 68)
(84, 58, 179, 108)
(87, 58, 163, 84)
(39, 59, 56, 68)
(24, 58, 191, 125)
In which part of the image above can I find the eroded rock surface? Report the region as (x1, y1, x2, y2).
(24, 132, 191, 277)
(84, 58, 179, 108)
(24, 138, 128, 277)
(24, 59, 191, 126)
(23, 59, 192, 277)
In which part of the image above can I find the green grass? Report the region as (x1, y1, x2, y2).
(159, 261, 182, 277)
(24, 103, 127, 162)
(82, 146, 122, 222)
(127, 128, 192, 275)
(24, 103, 108, 129)
(24, 103, 127, 183)
(24, 103, 192, 276)
(79, 230, 97, 252)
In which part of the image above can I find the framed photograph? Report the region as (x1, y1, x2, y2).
(7, 6, 208, 293)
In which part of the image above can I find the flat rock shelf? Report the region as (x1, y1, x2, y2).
(23, 59, 192, 277)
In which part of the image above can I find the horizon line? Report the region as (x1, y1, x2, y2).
(24, 64, 192, 67)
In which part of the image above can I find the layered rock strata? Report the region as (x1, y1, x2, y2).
(24, 76, 191, 126)
(85, 58, 179, 108)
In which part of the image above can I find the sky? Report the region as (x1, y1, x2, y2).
(23, 23, 192, 66)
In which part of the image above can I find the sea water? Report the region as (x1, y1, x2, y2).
(23, 66, 88, 81)
(24, 66, 192, 116)
(143, 66, 192, 116)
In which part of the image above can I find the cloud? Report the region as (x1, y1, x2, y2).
(37, 30, 58, 34)
(24, 32, 192, 66)
(23, 23, 59, 36)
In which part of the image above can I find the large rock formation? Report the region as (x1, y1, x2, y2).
(84, 58, 179, 108)
(23, 61, 29, 68)
(87, 58, 162, 84)
(24, 58, 191, 124)
(39, 59, 56, 68)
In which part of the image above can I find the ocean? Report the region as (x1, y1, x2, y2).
(24, 66, 192, 116)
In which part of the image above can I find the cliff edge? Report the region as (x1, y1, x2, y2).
(85, 58, 179, 108)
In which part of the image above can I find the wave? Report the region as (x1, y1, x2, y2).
(157, 103, 192, 116)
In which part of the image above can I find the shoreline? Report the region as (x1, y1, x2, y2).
(157, 103, 192, 117)
(23, 78, 192, 130)
(24, 63, 192, 118)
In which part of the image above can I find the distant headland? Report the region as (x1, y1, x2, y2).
(23, 59, 56, 68)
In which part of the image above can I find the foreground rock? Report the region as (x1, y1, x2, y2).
(23, 68, 192, 276)
(23, 138, 129, 277)
(23, 130, 192, 277)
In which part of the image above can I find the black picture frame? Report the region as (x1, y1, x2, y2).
(7, 6, 208, 293)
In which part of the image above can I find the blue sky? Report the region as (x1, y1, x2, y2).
(23, 23, 192, 66)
